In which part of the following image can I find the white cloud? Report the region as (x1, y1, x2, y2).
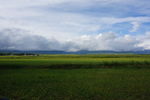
(130, 22, 140, 32)
(98, 17, 150, 25)
(64, 32, 141, 51)
(137, 32, 150, 49)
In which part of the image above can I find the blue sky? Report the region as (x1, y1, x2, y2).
(0, 0, 150, 51)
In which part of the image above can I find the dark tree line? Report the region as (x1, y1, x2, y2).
(0, 53, 39, 56)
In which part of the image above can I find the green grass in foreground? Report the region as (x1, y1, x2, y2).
(0, 69, 150, 100)
(0, 54, 150, 100)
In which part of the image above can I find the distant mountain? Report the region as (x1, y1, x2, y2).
(0, 50, 67, 54)
(70, 50, 150, 54)
(0, 50, 150, 54)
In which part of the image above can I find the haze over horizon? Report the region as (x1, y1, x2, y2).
(0, 0, 150, 51)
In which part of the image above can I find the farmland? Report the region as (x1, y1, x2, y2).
(0, 54, 150, 100)
(0, 54, 150, 69)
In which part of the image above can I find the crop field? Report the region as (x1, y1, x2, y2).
(0, 54, 150, 69)
(0, 54, 150, 100)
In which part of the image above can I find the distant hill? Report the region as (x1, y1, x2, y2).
(0, 50, 150, 54)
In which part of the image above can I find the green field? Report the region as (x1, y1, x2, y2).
(0, 54, 150, 69)
(0, 54, 150, 100)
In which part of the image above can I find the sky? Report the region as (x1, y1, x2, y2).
(0, 0, 150, 51)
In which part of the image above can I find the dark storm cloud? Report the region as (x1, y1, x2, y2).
(0, 28, 61, 50)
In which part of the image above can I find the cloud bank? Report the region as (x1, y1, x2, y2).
(0, 28, 149, 51)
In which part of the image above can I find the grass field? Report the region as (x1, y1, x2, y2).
(0, 54, 150, 69)
(0, 54, 150, 100)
